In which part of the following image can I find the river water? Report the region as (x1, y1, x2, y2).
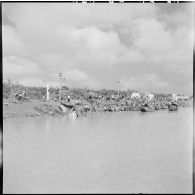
(3, 107, 193, 194)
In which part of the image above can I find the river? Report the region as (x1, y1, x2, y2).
(3, 107, 193, 194)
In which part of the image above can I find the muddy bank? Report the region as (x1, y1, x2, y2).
(3, 99, 65, 119)
(3, 96, 193, 119)
(3, 81, 193, 119)
(3, 99, 101, 119)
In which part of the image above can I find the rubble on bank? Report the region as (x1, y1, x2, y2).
(3, 85, 193, 119)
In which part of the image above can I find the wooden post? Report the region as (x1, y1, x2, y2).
(59, 73, 62, 101)
(9, 80, 14, 100)
(46, 84, 50, 101)
(117, 80, 120, 97)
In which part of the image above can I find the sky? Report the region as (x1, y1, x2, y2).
(2, 2, 194, 95)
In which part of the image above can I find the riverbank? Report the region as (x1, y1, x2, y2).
(3, 99, 63, 119)
(3, 97, 193, 119)
(3, 82, 193, 119)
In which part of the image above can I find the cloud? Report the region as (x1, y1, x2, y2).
(2, 3, 193, 95)
(19, 78, 45, 87)
(63, 68, 99, 89)
(19, 77, 59, 87)
(3, 55, 40, 76)
(119, 74, 169, 93)
(2, 25, 24, 57)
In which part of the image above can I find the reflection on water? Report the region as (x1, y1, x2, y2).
(3, 108, 193, 193)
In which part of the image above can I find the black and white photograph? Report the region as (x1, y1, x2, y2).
(2, 1, 194, 194)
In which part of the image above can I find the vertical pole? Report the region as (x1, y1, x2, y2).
(117, 80, 120, 97)
(59, 73, 62, 101)
(9, 80, 14, 100)
(46, 84, 50, 101)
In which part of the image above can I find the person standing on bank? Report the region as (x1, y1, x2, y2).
(67, 95, 71, 102)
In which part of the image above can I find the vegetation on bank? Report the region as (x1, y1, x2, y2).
(3, 80, 193, 119)
(3, 80, 176, 101)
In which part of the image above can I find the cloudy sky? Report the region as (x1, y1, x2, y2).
(2, 3, 194, 95)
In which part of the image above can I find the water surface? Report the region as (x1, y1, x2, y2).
(3, 108, 193, 193)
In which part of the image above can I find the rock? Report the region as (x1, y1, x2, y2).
(84, 105, 90, 111)
(75, 100, 82, 105)
(69, 111, 78, 118)
(59, 105, 67, 113)
(115, 106, 120, 111)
